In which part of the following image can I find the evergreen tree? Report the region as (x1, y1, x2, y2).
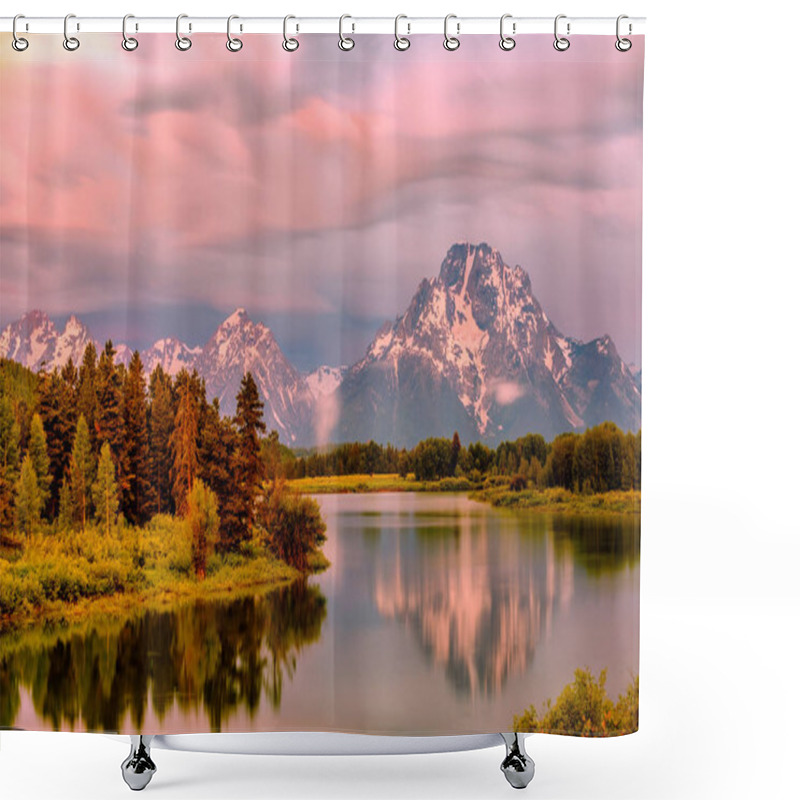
(450, 431, 461, 476)
(77, 342, 99, 445)
(93, 442, 119, 537)
(228, 372, 266, 550)
(95, 341, 125, 467)
(57, 474, 75, 531)
(0, 396, 21, 531)
(37, 370, 75, 517)
(121, 351, 150, 524)
(147, 365, 175, 516)
(170, 370, 201, 516)
(69, 415, 95, 531)
(15, 454, 43, 536)
(28, 413, 52, 508)
(198, 398, 237, 549)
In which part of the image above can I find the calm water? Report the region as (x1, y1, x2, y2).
(0, 493, 639, 734)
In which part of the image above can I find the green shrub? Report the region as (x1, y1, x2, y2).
(514, 668, 638, 736)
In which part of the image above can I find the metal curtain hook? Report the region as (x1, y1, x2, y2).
(63, 13, 80, 51)
(176, 13, 192, 51)
(616, 14, 632, 51)
(12, 14, 29, 51)
(443, 14, 460, 51)
(226, 15, 243, 51)
(499, 14, 516, 51)
(122, 14, 138, 51)
(394, 14, 410, 51)
(283, 15, 299, 51)
(553, 14, 570, 51)
(339, 14, 354, 50)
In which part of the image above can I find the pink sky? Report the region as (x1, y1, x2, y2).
(0, 33, 643, 369)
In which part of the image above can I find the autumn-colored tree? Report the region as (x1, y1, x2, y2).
(187, 478, 220, 580)
(93, 442, 119, 537)
(450, 431, 461, 476)
(259, 479, 327, 571)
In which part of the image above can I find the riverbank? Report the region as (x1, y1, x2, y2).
(289, 474, 471, 493)
(0, 515, 330, 632)
(290, 474, 640, 515)
(473, 486, 641, 515)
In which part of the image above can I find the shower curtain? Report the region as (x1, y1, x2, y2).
(0, 31, 643, 738)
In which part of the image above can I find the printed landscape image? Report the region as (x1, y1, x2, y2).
(0, 35, 642, 736)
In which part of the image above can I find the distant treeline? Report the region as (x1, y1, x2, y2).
(293, 424, 641, 493)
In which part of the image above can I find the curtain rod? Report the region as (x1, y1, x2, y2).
(1, 16, 645, 36)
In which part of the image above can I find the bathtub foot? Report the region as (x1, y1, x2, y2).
(500, 733, 535, 789)
(121, 735, 157, 791)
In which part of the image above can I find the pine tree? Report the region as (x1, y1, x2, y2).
(121, 351, 150, 525)
(228, 372, 265, 549)
(28, 413, 52, 509)
(170, 370, 201, 516)
(37, 371, 74, 518)
(147, 365, 176, 516)
(93, 442, 119, 537)
(57, 474, 75, 531)
(0, 396, 21, 531)
(450, 431, 461, 476)
(77, 342, 99, 446)
(95, 341, 125, 468)
(69, 415, 95, 531)
(15, 454, 43, 536)
(199, 398, 237, 550)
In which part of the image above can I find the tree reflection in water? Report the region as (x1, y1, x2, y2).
(0, 579, 326, 732)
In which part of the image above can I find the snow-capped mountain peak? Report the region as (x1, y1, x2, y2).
(335, 242, 640, 446)
(0, 310, 91, 370)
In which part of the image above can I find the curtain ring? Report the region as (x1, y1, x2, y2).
(176, 14, 192, 51)
(226, 15, 243, 51)
(615, 14, 632, 52)
(394, 15, 410, 51)
(63, 13, 80, 51)
(12, 14, 29, 51)
(283, 15, 299, 51)
(122, 14, 138, 51)
(443, 14, 460, 51)
(553, 14, 570, 51)
(339, 14, 355, 51)
(499, 14, 515, 51)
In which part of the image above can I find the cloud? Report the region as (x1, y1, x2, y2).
(0, 32, 642, 367)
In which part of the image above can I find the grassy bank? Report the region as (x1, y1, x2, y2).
(290, 474, 640, 516)
(288, 474, 473, 494)
(0, 515, 329, 632)
(472, 486, 641, 515)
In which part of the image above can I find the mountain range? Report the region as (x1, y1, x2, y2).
(0, 242, 640, 447)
